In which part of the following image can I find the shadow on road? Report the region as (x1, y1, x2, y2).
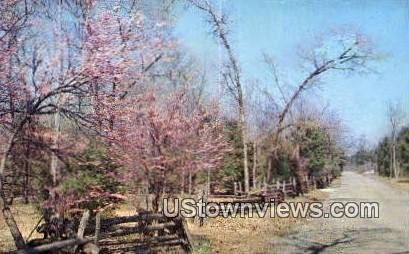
(274, 227, 409, 254)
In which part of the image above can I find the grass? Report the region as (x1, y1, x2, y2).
(191, 235, 213, 254)
(0, 200, 42, 252)
(189, 190, 328, 254)
(0, 199, 167, 253)
(0, 190, 328, 253)
(109, 192, 329, 253)
(0, 200, 136, 252)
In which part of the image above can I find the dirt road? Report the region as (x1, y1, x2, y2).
(272, 171, 409, 253)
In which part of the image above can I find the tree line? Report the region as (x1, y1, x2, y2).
(0, 0, 376, 250)
(351, 103, 408, 178)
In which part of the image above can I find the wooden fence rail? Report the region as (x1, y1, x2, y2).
(16, 237, 95, 254)
(199, 173, 336, 222)
(17, 211, 193, 254)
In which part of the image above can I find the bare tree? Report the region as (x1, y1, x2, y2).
(245, 79, 279, 188)
(387, 102, 405, 179)
(264, 32, 375, 184)
(187, 0, 250, 193)
(0, 0, 34, 248)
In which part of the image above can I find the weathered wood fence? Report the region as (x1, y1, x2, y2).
(16, 211, 193, 254)
(199, 172, 336, 222)
(14, 173, 336, 252)
(232, 173, 335, 198)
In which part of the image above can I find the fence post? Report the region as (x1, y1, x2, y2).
(200, 189, 207, 226)
(72, 209, 90, 253)
(263, 181, 267, 196)
(77, 210, 90, 238)
(306, 176, 310, 190)
(313, 176, 317, 189)
(276, 180, 280, 190)
(282, 180, 286, 193)
(238, 182, 242, 195)
(234, 182, 238, 196)
(188, 171, 192, 195)
(94, 212, 101, 247)
(207, 169, 211, 195)
(175, 216, 193, 253)
(143, 187, 149, 211)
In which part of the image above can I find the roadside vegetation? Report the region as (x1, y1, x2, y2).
(0, 0, 390, 253)
(351, 103, 408, 183)
(189, 189, 329, 254)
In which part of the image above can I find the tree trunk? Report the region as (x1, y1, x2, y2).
(207, 168, 211, 195)
(267, 155, 273, 183)
(1, 203, 26, 249)
(252, 141, 257, 189)
(0, 132, 25, 249)
(50, 107, 61, 186)
(23, 140, 31, 204)
(188, 171, 192, 195)
(189, 0, 249, 193)
(290, 145, 308, 195)
(152, 192, 160, 213)
(389, 140, 394, 179)
(181, 170, 185, 195)
(51, 1, 64, 187)
(392, 142, 399, 180)
(239, 107, 249, 193)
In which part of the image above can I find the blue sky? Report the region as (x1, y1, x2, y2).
(173, 0, 409, 146)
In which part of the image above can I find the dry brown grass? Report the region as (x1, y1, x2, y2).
(0, 200, 42, 252)
(189, 190, 328, 254)
(0, 200, 135, 253)
(111, 192, 328, 253)
(0, 191, 328, 253)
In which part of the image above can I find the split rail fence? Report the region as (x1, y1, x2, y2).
(199, 172, 336, 221)
(15, 211, 192, 254)
(13, 173, 335, 253)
